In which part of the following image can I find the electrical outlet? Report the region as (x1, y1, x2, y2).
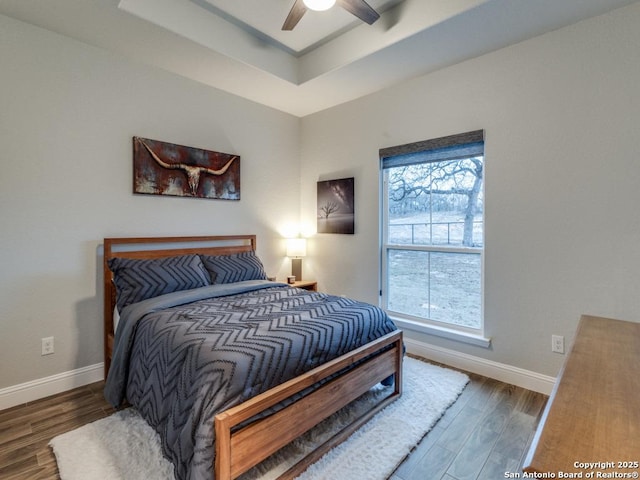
(551, 335, 564, 354)
(41, 336, 54, 356)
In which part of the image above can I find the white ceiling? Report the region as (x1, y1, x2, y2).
(193, 0, 405, 54)
(1, 0, 637, 117)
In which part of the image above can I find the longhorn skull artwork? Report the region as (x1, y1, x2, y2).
(133, 136, 240, 200)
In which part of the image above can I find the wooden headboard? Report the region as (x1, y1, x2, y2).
(103, 235, 257, 377)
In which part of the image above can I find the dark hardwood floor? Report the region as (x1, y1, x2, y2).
(0, 363, 547, 480)
(391, 368, 547, 480)
(0, 382, 115, 480)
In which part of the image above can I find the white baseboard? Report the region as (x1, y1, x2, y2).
(404, 338, 556, 395)
(0, 363, 104, 411)
(0, 340, 553, 411)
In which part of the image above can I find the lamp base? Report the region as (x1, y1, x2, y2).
(291, 258, 302, 281)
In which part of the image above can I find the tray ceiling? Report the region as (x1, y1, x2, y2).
(1, 0, 637, 117)
(193, 0, 405, 54)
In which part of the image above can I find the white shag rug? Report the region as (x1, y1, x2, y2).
(50, 357, 468, 480)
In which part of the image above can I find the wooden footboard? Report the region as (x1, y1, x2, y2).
(215, 330, 403, 480)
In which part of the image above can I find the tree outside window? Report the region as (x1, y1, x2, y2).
(381, 131, 484, 332)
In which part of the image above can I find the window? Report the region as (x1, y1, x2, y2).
(380, 131, 484, 337)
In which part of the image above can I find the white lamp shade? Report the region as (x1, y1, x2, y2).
(286, 238, 307, 257)
(303, 0, 336, 11)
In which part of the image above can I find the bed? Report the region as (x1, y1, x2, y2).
(103, 235, 403, 480)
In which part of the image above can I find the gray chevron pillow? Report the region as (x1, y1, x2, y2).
(108, 254, 211, 311)
(201, 251, 267, 284)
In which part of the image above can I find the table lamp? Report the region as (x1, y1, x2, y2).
(286, 238, 307, 281)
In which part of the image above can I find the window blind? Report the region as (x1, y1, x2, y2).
(380, 130, 484, 169)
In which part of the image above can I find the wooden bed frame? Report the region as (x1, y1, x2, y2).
(103, 235, 403, 480)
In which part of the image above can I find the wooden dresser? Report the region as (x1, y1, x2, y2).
(523, 315, 640, 476)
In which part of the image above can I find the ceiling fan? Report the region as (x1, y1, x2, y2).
(282, 0, 380, 31)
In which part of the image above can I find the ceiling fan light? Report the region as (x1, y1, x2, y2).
(303, 0, 336, 12)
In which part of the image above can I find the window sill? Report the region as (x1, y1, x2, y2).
(390, 316, 492, 348)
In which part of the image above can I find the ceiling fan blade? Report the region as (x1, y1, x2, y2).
(338, 0, 380, 25)
(282, 0, 307, 30)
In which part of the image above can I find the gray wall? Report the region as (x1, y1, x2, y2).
(0, 15, 300, 389)
(299, 2, 640, 377)
(2, 2, 640, 393)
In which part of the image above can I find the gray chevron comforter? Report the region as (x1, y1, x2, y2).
(104, 280, 398, 480)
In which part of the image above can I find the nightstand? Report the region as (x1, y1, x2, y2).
(290, 280, 317, 291)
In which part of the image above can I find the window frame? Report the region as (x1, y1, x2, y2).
(379, 131, 488, 345)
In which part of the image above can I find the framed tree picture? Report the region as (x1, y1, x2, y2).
(317, 177, 354, 234)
